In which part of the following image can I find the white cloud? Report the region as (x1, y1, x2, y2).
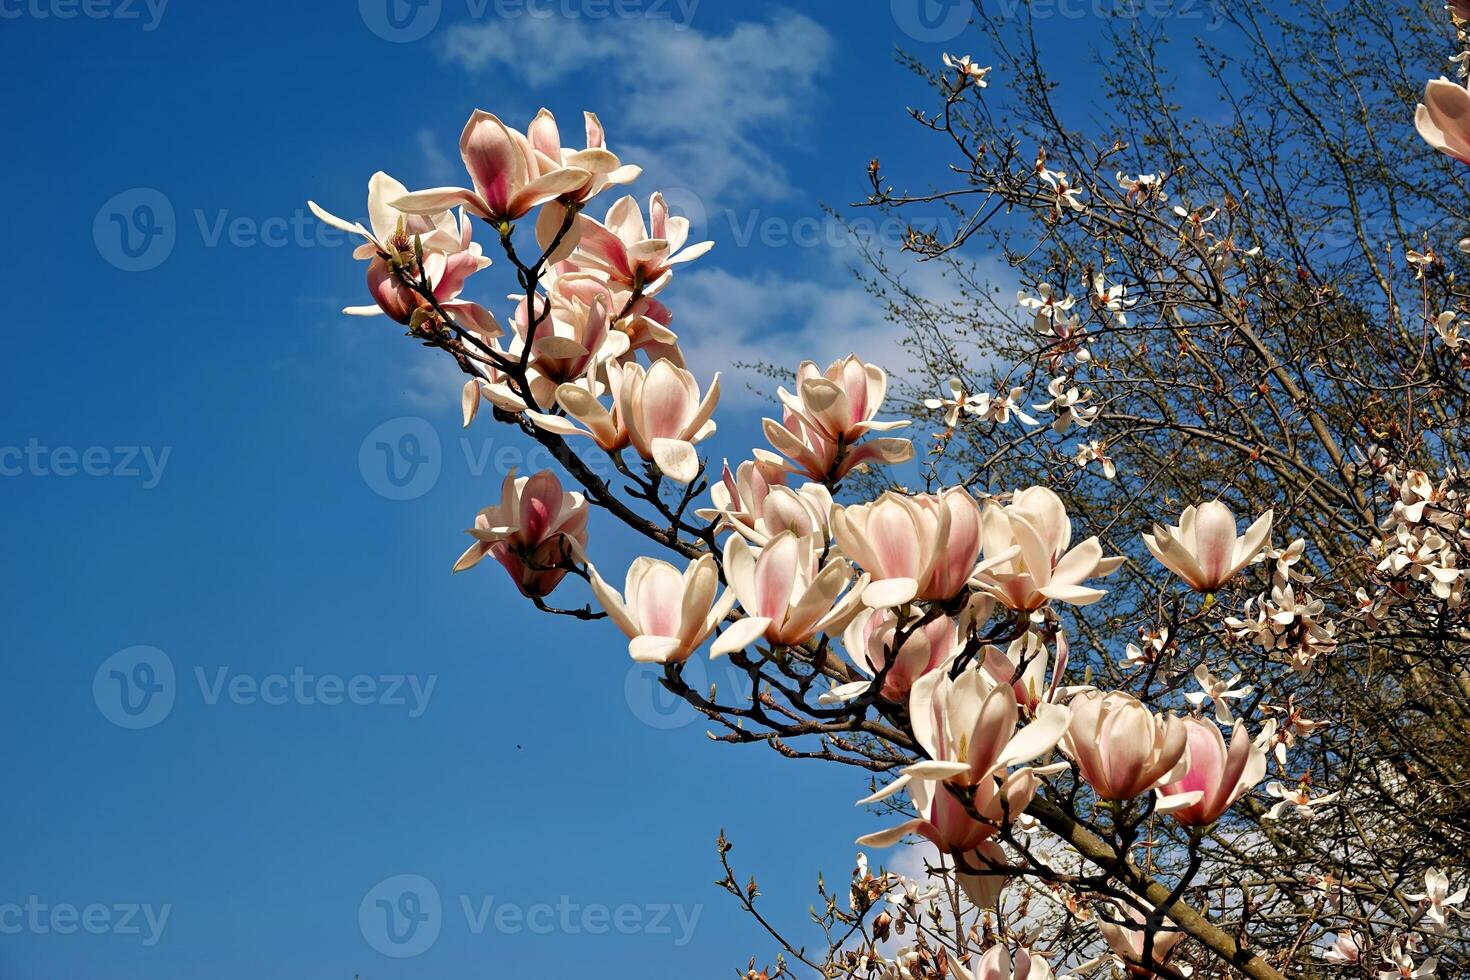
(437, 8, 833, 204)
(669, 243, 983, 407)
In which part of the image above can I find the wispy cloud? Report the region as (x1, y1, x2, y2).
(437, 8, 833, 204)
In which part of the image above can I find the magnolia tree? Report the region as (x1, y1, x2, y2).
(311, 2, 1470, 976)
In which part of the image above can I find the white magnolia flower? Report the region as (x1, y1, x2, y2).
(1184, 663, 1253, 723)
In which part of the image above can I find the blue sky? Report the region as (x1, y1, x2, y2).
(0, 1, 1220, 976)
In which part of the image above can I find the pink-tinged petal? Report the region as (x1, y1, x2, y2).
(574, 214, 634, 279)
(604, 194, 646, 241)
(666, 239, 714, 264)
(452, 540, 491, 573)
(565, 147, 620, 175)
(433, 248, 486, 301)
(967, 684, 1021, 778)
(649, 192, 668, 240)
(634, 561, 686, 638)
(866, 500, 923, 580)
(365, 258, 418, 325)
(710, 617, 772, 657)
(977, 946, 1011, 980)
(1191, 500, 1239, 587)
(1099, 701, 1159, 798)
(995, 702, 1071, 771)
(527, 108, 562, 161)
(391, 186, 493, 219)
(651, 437, 700, 484)
(753, 533, 801, 619)
(587, 565, 637, 639)
(1162, 718, 1227, 824)
(683, 372, 721, 441)
(629, 635, 684, 664)
(1234, 509, 1274, 571)
(583, 110, 605, 149)
(536, 201, 582, 264)
(854, 818, 933, 849)
(517, 470, 564, 545)
(459, 111, 524, 216)
(461, 379, 482, 428)
(861, 577, 919, 608)
(639, 360, 695, 439)
(307, 200, 370, 238)
(506, 167, 593, 218)
(1419, 78, 1470, 164)
(677, 556, 720, 647)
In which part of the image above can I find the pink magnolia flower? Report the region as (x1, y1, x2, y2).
(1096, 899, 1187, 975)
(1156, 716, 1273, 825)
(949, 945, 1054, 980)
(573, 192, 713, 295)
(527, 359, 634, 452)
(309, 170, 463, 262)
(973, 487, 1123, 611)
(1416, 78, 1470, 165)
(312, 173, 495, 327)
(526, 108, 641, 205)
(1322, 931, 1362, 965)
(359, 237, 496, 329)
(1062, 691, 1189, 801)
(777, 355, 910, 444)
(762, 405, 913, 484)
(904, 667, 1072, 790)
(696, 455, 783, 528)
(698, 457, 832, 546)
(841, 608, 958, 702)
(588, 554, 735, 664)
(617, 359, 721, 483)
(452, 469, 588, 598)
(981, 628, 1072, 710)
(832, 490, 996, 608)
(857, 668, 1068, 853)
(712, 532, 866, 655)
(392, 110, 593, 224)
(1143, 500, 1273, 593)
(507, 273, 628, 391)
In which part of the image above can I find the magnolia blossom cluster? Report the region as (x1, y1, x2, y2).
(313, 80, 1414, 978)
(1223, 538, 1339, 671)
(1357, 460, 1470, 624)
